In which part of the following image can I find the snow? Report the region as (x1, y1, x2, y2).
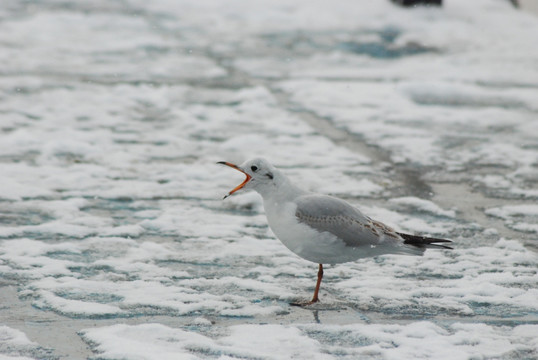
(390, 197, 456, 218)
(81, 323, 331, 360)
(0, 327, 35, 348)
(80, 322, 538, 360)
(1, 0, 537, 359)
(486, 205, 538, 233)
(0, 327, 38, 360)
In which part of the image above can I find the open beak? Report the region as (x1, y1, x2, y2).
(217, 161, 252, 199)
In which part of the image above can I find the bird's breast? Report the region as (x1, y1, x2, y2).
(263, 200, 359, 264)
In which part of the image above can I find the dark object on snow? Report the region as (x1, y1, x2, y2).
(391, 0, 519, 8)
(397, 232, 454, 250)
(391, 0, 442, 6)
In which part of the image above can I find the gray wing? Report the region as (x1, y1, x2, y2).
(295, 195, 403, 248)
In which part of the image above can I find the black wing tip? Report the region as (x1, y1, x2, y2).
(397, 232, 454, 250)
(431, 244, 454, 250)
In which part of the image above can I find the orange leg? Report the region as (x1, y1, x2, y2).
(290, 263, 324, 306)
(310, 264, 323, 303)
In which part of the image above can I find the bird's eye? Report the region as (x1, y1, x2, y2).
(251, 165, 258, 172)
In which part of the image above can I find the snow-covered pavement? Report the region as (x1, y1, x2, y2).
(1, 1, 537, 359)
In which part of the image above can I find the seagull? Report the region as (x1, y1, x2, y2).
(218, 158, 452, 305)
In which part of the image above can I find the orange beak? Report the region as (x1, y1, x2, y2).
(217, 161, 252, 199)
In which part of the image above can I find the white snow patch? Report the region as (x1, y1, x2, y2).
(486, 204, 538, 219)
(486, 204, 538, 233)
(0, 326, 38, 360)
(81, 323, 330, 360)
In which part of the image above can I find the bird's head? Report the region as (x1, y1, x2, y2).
(218, 158, 277, 199)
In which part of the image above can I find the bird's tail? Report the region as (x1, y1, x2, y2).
(397, 232, 453, 250)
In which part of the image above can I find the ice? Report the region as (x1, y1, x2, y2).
(1, 0, 537, 359)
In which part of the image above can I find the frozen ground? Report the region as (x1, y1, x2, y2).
(1, 0, 537, 359)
